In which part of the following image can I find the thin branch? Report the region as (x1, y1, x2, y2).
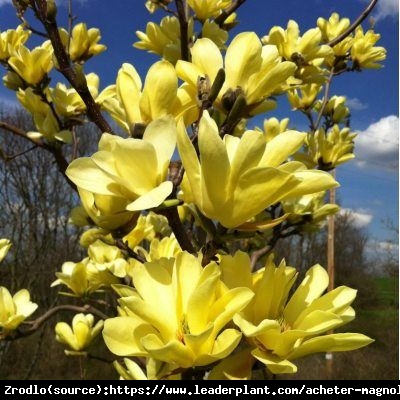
(159, 207, 195, 253)
(31, 0, 114, 134)
(175, 0, 190, 61)
(14, 304, 109, 339)
(0, 120, 77, 191)
(214, 0, 246, 27)
(327, 0, 378, 47)
(314, 67, 335, 131)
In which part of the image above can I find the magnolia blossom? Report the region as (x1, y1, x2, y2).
(218, 252, 373, 375)
(55, 314, 103, 355)
(103, 251, 253, 376)
(177, 111, 338, 228)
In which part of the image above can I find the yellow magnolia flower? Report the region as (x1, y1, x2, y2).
(8, 42, 53, 85)
(55, 313, 103, 355)
(16, 88, 71, 143)
(296, 125, 357, 170)
(219, 252, 373, 374)
(0, 287, 38, 332)
(100, 61, 178, 135)
(315, 95, 349, 124)
(177, 112, 338, 228)
(176, 33, 296, 117)
(50, 73, 100, 117)
(262, 20, 333, 67)
(88, 240, 130, 278)
(3, 70, 25, 91)
(75, 189, 135, 231)
(187, 0, 232, 21)
(58, 23, 106, 63)
(66, 115, 177, 214)
(51, 258, 119, 297)
(261, 117, 290, 142)
(103, 251, 253, 375)
(282, 191, 339, 232)
(0, 239, 11, 263)
(287, 83, 322, 110)
(0, 25, 30, 61)
(137, 235, 181, 263)
(317, 13, 353, 61)
(351, 26, 386, 70)
(135, 16, 194, 64)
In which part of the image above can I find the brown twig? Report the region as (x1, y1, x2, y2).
(175, 0, 190, 61)
(159, 207, 195, 253)
(0, 120, 77, 191)
(327, 0, 378, 47)
(214, 0, 246, 27)
(6, 304, 108, 341)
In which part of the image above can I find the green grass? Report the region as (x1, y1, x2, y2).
(374, 277, 399, 307)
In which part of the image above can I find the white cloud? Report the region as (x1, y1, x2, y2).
(346, 97, 368, 111)
(340, 208, 373, 228)
(355, 115, 399, 169)
(374, 0, 399, 21)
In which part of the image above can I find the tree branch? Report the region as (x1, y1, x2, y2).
(159, 207, 195, 253)
(0, 120, 77, 191)
(31, 0, 114, 134)
(175, 0, 190, 61)
(327, 0, 378, 47)
(4, 304, 109, 341)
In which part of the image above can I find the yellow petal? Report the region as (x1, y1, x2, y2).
(208, 348, 255, 380)
(125, 181, 173, 211)
(141, 334, 194, 368)
(103, 316, 153, 356)
(284, 264, 329, 325)
(289, 333, 374, 360)
(252, 348, 297, 374)
(140, 60, 178, 122)
(142, 115, 177, 176)
(260, 131, 306, 167)
(225, 32, 262, 89)
(198, 112, 230, 212)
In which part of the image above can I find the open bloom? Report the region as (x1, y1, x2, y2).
(219, 252, 373, 375)
(0, 25, 30, 61)
(177, 112, 338, 228)
(100, 61, 178, 135)
(0, 287, 38, 331)
(187, 0, 232, 21)
(176, 33, 296, 117)
(55, 313, 103, 355)
(295, 125, 357, 170)
(51, 258, 119, 297)
(103, 251, 253, 376)
(8, 42, 53, 85)
(351, 26, 386, 70)
(66, 115, 177, 215)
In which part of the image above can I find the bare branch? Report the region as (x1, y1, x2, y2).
(175, 0, 190, 61)
(0, 120, 77, 191)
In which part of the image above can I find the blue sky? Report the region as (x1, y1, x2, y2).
(0, 0, 398, 250)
